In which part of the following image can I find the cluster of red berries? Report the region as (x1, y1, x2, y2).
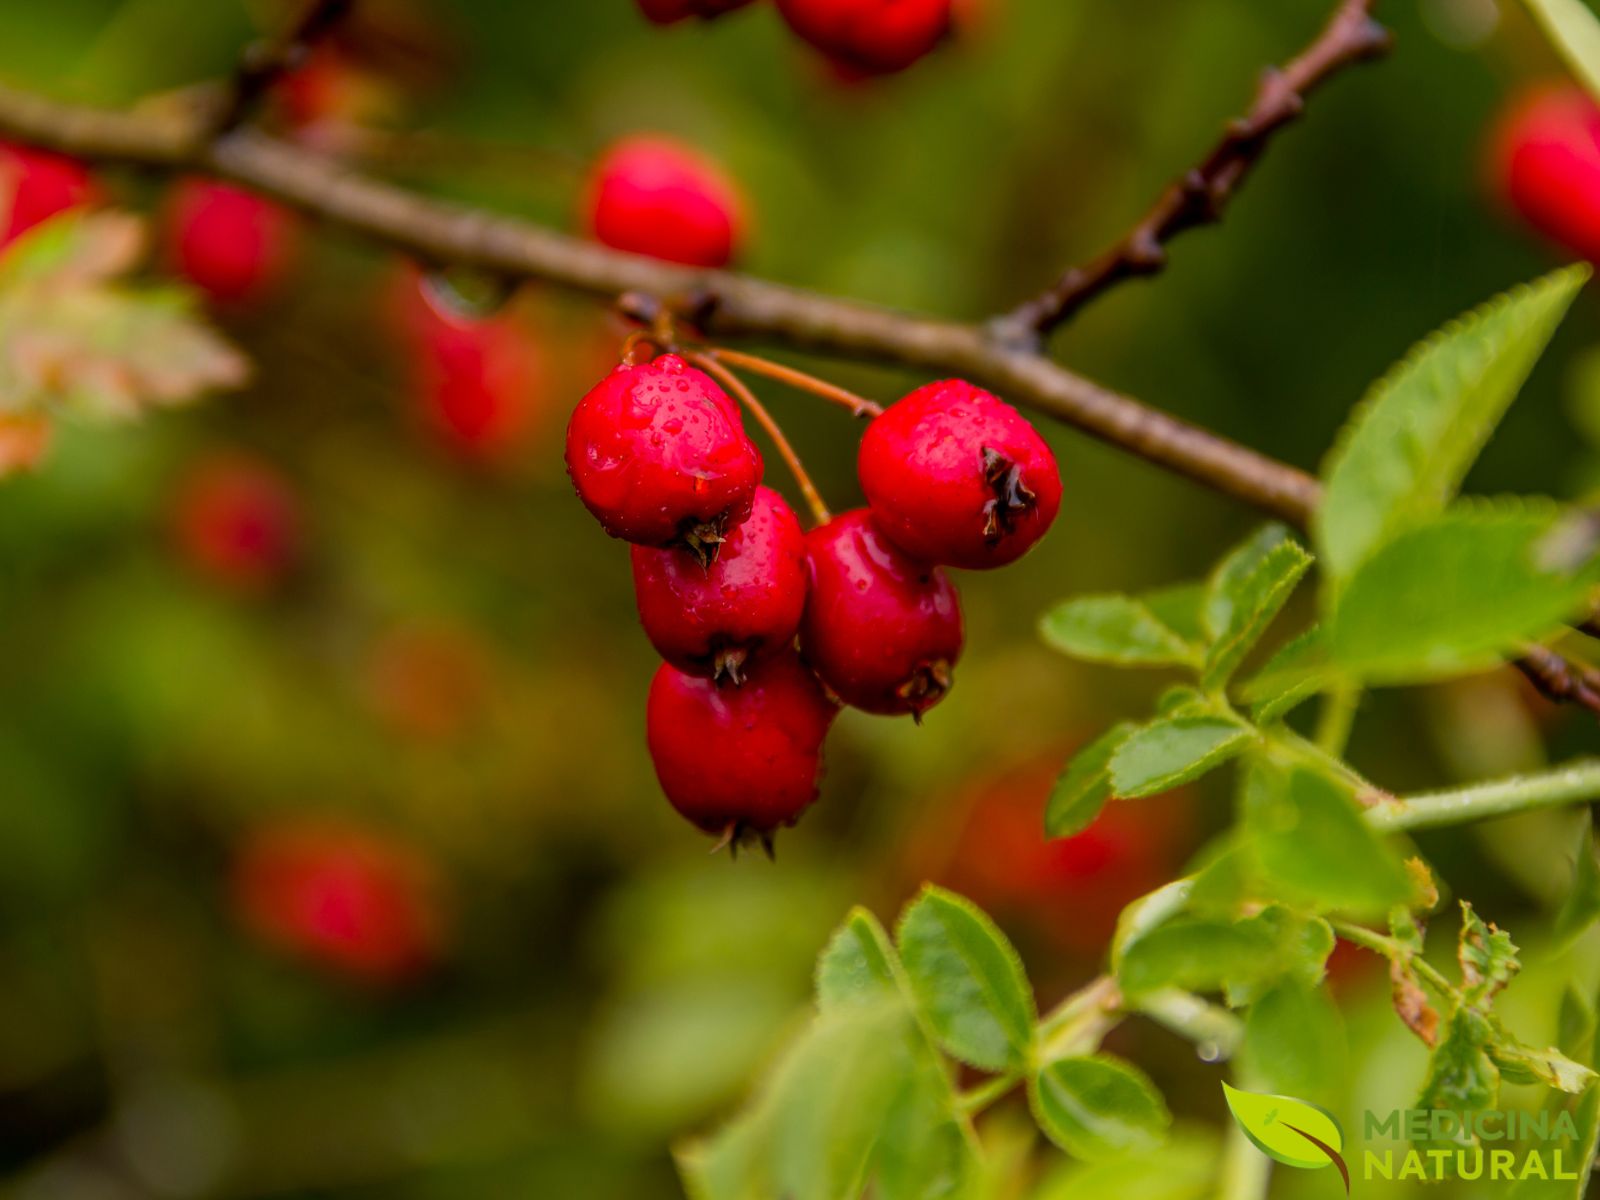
(636, 0, 953, 76)
(565, 349, 1059, 849)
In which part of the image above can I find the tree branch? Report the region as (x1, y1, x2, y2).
(0, 80, 1324, 524)
(992, 0, 1391, 347)
(209, 0, 354, 137)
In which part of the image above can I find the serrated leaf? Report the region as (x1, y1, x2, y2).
(817, 907, 900, 1012)
(1046, 724, 1137, 838)
(1141, 582, 1208, 646)
(1039, 595, 1201, 668)
(897, 886, 1036, 1072)
(1110, 878, 1194, 971)
(1243, 627, 1331, 722)
(1491, 1037, 1596, 1093)
(0, 211, 246, 430)
(1555, 814, 1600, 946)
(872, 1058, 981, 1200)
(1029, 1054, 1170, 1161)
(1108, 715, 1253, 798)
(1316, 265, 1588, 581)
(1458, 902, 1520, 1007)
(1326, 501, 1600, 685)
(1240, 980, 1346, 1102)
(1201, 530, 1312, 688)
(1524, 0, 1600, 102)
(1242, 762, 1413, 917)
(1415, 1007, 1500, 1149)
(1221, 1083, 1346, 1172)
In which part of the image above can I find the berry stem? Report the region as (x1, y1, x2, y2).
(688, 352, 833, 526)
(703, 348, 884, 419)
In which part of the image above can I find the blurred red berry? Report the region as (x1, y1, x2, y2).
(365, 620, 492, 742)
(647, 648, 838, 844)
(801, 509, 963, 717)
(0, 142, 94, 249)
(172, 453, 300, 592)
(1489, 84, 1600, 264)
(232, 820, 445, 985)
(777, 0, 952, 74)
(859, 379, 1060, 569)
(637, 0, 756, 21)
(274, 44, 394, 132)
(391, 270, 549, 463)
(632, 484, 810, 681)
(931, 758, 1191, 954)
(565, 353, 762, 550)
(165, 178, 300, 306)
(0, 414, 52, 477)
(586, 136, 745, 268)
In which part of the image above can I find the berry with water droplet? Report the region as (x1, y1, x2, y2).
(801, 509, 963, 717)
(565, 353, 762, 554)
(859, 379, 1060, 569)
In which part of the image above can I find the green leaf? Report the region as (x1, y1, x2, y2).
(1315, 265, 1589, 581)
(817, 907, 900, 1012)
(1524, 0, 1600, 103)
(1325, 501, 1600, 685)
(1110, 878, 1195, 971)
(1141, 582, 1209, 646)
(1490, 1036, 1596, 1093)
(1241, 763, 1413, 916)
(1415, 1007, 1500, 1149)
(1108, 715, 1253, 798)
(1221, 1083, 1346, 1172)
(897, 886, 1036, 1072)
(1033, 1128, 1219, 1200)
(1116, 908, 1331, 1001)
(1458, 901, 1521, 1007)
(1243, 627, 1331, 723)
(1555, 814, 1600, 946)
(1200, 529, 1312, 688)
(1046, 724, 1137, 838)
(1239, 980, 1346, 1102)
(678, 1108, 769, 1200)
(872, 1054, 981, 1200)
(1039, 595, 1200, 668)
(1028, 1054, 1171, 1161)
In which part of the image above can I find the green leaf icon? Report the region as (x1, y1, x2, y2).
(1222, 1082, 1345, 1173)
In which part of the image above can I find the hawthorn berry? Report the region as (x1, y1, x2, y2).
(165, 178, 299, 306)
(565, 353, 762, 554)
(648, 648, 837, 846)
(637, 0, 756, 22)
(232, 819, 445, 985)
(586, 135, 745, 268)
(0, 142, 94, 249)
(1488, 85, 1600, 264)
(801, 508, 963, 717)
(172, 452, 301, 592)
(632, 484, 808, 682)
(776, 0, 952, 75)
(859, 378, 1060, 569)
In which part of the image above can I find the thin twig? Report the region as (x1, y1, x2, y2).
(210, 0, 355, 137)
(704, 348, 884, 418)
(1515, 643, 1600, 717)
(688, 352, 833, 526)
(993, 0, 1391, 346)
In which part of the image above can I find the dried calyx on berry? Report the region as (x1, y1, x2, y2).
(801, 508, 964, 719)
(859, 378, 1061, 569)
(565, 353, 763, 557)
(646, 649, 838, 854)
(632, 485, 809, 684)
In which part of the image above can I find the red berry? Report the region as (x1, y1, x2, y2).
(637, 0, 756, 21)
(1488, 85, 1600, 264)
(365, 620, 492, 743)
(172, 453, 300, 592)
(232, 819, 445, 985)
(647, 649, 838, 844)
(632, 484, 809, 681)
(586, 136, 745, 268)
(0, 143, 94, 249)
(565, 353, 762, 553)
(776, 0, 952, 74)
(0, 414, 52, 477)
(801, 509, 963, 717)
(859, 379, 1060, 569)
(165, 178, 299, 306)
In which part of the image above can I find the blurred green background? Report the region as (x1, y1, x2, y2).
(1, 0, 1599, 1196)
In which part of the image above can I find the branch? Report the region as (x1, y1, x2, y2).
(1365, 760, 1600, 833)
(0, 81, 1324, 525)
(209, 0, 354, 137)
(992, 0, 1391, 346)
(1516, 641, 1600, 717)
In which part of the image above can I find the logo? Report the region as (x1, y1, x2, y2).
(1224, 1083, 1350, 1193)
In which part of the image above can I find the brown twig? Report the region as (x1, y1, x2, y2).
(703, 348, 884, 419)
(210, 0, 355, 137)
(1515, 643, 1600, 718)
(992, 0, 1391, 347)
(688, 353, 833, 527)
